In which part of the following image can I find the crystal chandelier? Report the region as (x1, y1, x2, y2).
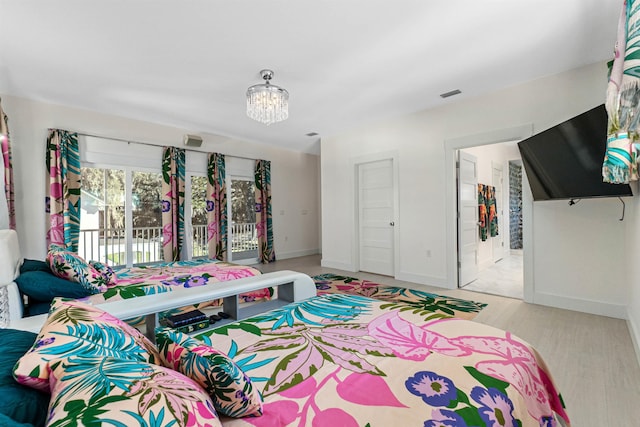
(246, 69, 289, 125)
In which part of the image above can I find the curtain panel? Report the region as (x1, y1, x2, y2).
(0, 101, 15, 229)
(206, 153, 227, 261)
(161, 147, 186, 262)
(603, 0, 640, 183)
(45, 129, 81, 251)
(255, 159, 275, 263)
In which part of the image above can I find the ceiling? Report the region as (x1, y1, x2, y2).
(0, 0, 621, 154)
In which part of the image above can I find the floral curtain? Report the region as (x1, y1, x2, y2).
(206, 153, 227, 261)
(603, 0, 640, 183)
(0, 100, 15, 229)
(46, 129, 81, 251)
(161, 147, 186, 262)
(255, 159, 275, 263)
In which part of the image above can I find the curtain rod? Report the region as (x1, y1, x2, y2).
(73, 131, 259, 162)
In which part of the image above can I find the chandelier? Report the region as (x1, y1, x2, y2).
(246, 69, 289, 125)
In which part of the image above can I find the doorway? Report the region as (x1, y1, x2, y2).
(456, 142, 524, 299)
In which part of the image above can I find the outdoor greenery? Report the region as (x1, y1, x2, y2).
(81, 168, 163, 232)
(81, 168, 256, 231)
(191, 175, 207, 226)
(231, 179, 256, 224)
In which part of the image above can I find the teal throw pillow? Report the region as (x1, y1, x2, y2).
(16, 270, 92, 302)
(20, 259, 52, 274)
(0, 329, 49, 427)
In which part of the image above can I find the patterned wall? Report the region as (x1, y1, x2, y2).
(509, 162, 523, 249)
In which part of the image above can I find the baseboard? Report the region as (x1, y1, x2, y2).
(277, 248, 320, 260)
(320, 258, 356, 272)
(395, 271, 452, 289)
(627, 308, 640, 368)
(533, 291, 626, 319)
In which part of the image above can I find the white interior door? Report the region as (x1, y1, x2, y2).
(358, 159, 394, 276)
(492, 163, 504, 263)
(458, 151, 478, 286)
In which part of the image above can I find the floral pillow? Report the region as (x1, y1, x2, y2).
(13, 298, 161, 391)
(89, 260, 119, 287)
(47, 356, 222, 427)
(46, 245, 109, 294)
(156, 327, 263, 418)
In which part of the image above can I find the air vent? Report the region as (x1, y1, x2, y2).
(440, 89, 462, 98)
(306, 132, 319, 137)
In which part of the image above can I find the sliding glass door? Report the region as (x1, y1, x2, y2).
(189, 175, 208, 258)
(228, 177, 258, 263)
(80, 167, 163, 266)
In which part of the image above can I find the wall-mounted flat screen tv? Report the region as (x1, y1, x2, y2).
(517, 104, 633, 201)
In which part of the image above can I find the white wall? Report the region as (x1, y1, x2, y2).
(1, 94, 320, 261)
(321, 61, 631, 318)
(627, 194, 640, 365)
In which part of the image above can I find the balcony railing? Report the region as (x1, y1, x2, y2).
(79, 226, 163, 267)
(192, 223, 258, 258)
(80, 223, 258, 266)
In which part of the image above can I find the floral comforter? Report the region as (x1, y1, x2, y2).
(196, 294, 570, 427)
(79, 259, 270, 313)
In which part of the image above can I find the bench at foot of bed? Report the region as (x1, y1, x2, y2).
(10, 270, 317, 340)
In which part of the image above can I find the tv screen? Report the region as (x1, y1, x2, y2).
(517, 104, 633, 201)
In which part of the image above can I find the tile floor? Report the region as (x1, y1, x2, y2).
(461, 250, 523, 299)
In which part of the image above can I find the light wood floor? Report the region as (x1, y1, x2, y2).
(254, 254, 640, 426)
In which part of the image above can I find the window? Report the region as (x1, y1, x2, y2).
(80, 167, 162, 267)
(78, 139, 262, 266)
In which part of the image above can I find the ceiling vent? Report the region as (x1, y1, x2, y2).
(440, 89, 462, 98)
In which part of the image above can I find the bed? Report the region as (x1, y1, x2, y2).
(0, 294, 569, 427)
(3, 289, 570, 426)
(193, 293, 569, 427)
(78, 258, 271, 326)
(10, 239, 269, 322)
(0, 231, 570, 426)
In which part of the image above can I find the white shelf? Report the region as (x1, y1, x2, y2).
(10, 270, 317, 338)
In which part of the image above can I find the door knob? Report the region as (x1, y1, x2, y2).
(390, 221, 395, 226)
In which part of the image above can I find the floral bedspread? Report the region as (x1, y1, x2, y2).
(314, 273, 487, 320)
(196, 294, 570, 427)
(79, 259, 270, 314)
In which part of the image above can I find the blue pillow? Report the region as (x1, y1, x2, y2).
(16, 270, 92, 302)
(0, 329, 49, 427)
(0, 412, 35, 426)
(26, 300, 52, 316)
(19, 259, 52, 274)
